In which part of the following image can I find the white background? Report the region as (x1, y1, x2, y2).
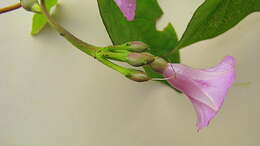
(0, 0, 260, 146)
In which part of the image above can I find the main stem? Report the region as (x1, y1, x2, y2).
(39, 0, 98, 57)
(0, 3, 22, 14)
(38, 0, 131, 76)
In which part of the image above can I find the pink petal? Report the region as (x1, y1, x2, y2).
(163, 56, 236, 130)
(114, 0, 136, 21)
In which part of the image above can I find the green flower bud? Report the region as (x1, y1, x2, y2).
(125, 41, 149, 52)
(107, 41, 149, 52)
(127, 52, 155, 67)
(125, 69, 150, 82)
(150, 57, 168, 73)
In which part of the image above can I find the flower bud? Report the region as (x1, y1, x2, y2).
(20, 0, 40, 13)
(127, 52, 155, 67)
(107, 41, 149, 52)
(150, 57, 168, 73)
(125, 69, 150, 82)
(125, 41, 149, 52)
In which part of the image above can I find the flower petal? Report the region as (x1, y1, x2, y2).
(114, 0, 136, 21)
(190, 98, 217, 130)
(163, 56, 236, 130)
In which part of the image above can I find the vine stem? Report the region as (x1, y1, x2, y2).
(38, 0, 131, 76)
(0, 3, 22, 14)
(38, 0, 98, 57)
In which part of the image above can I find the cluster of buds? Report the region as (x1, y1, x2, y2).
(100, 41, 155, 82)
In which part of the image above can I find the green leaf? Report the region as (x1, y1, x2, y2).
(31, 0, 58, 35)
(176, 0, 260, 49)
(97, 0, 180, 82)
(31, 14, 47, 35)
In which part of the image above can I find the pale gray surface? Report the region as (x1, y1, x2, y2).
(0, 0, 260, 146)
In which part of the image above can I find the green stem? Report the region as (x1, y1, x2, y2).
(167, 45, 180, 57)
(96, 56, 131, 76)
(38, 0, 135, 77)
(101, 51, 128, 62)
(38, 0, 98, 57)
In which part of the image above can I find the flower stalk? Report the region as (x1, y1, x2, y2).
(35, 0, 153, 82)
(38, 0, 98, 57)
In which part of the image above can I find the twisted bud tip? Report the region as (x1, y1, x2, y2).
(150, 57, 168, 73)
(126, 41, 149, 52)
(127, 52, 155, 67)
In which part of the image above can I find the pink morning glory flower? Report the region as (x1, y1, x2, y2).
(114, 0, 136, 21)
(162, 56, 236, 130)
